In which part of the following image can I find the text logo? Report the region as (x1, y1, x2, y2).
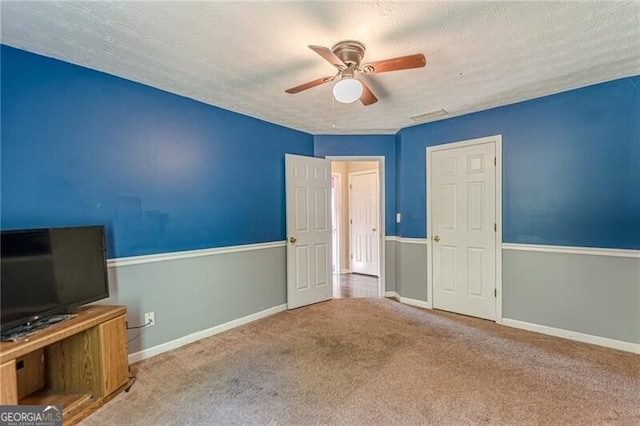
(0, 405, 62, 426)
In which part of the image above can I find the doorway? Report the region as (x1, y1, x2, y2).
(328, 158, 384, 298)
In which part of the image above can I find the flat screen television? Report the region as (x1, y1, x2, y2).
(1, 225, 109, 333)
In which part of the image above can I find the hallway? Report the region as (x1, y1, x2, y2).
(333, 273, 379, 298)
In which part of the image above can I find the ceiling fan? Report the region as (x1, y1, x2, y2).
(285, 40, 426, 106)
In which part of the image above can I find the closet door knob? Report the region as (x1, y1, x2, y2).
(289, 236, 297, 243)
(433, 235, 440, 242)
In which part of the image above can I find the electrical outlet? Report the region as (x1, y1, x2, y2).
(144, 312, 155, 327)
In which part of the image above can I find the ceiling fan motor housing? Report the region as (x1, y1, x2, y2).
(332, 40, 366, 68)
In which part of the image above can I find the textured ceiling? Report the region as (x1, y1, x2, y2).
(2, 1, 639, 135)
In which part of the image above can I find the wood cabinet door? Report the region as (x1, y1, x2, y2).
(16, 349, 44, 399)
(99, 316, 129, 395)
(1, 360, 18, 404)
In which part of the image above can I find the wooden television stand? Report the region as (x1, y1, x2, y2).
(0, 305, 129, 425)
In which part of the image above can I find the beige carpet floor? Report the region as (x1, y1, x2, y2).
(81, 298, 639, 425)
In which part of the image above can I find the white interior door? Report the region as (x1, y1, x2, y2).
(349, 171, 379, 276)
(286, 154, 332, 309)
(431, 142, 496, 320)
(331, 173, 340, 276)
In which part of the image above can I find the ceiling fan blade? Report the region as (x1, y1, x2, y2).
(359, 81, 378, 106)
(308, 45, 347, 70)
(362, 53, 426, 74)
(285, 75, 336, 94)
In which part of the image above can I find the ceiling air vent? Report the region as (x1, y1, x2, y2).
(410, 109, 448, 122)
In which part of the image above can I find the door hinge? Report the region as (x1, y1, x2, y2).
(494, 223, 497, 232)
(350, 219, 352, 224)
(494, 289, 497, 298)
(350, 254, 353, 259)
(349, 184, 352, 189)
(494, 157, 496, 166)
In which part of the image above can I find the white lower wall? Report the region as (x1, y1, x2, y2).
(502, 244, 639, 346)
(387, 237, 429, 302)
(103, 241, 287, 356)
(388, 237, 640, 353)
(103, 238, 639, 361)
(128, 303, 287, 363)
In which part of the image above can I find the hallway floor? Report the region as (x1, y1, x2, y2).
(333, 273, 379, 298)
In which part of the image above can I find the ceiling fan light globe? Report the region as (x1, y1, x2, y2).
(333, 78, 363, 103)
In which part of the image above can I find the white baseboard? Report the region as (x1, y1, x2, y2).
(128, 304, 287, 364)
(340, 269, 351, 274)
(502, 318, 640, 354)
(385, 291, 431, 310)
(399, 296, 431, 309)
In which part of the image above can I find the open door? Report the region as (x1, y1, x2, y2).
(286, 154, 332, 309)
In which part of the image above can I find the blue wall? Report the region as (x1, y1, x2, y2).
(3, 45, 637, 254)
(1, 46, 313, 258)
(397, 76, 640, 249)
(313, 135, 397, 235)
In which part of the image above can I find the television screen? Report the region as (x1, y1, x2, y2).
(1, 225, 109, 332)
